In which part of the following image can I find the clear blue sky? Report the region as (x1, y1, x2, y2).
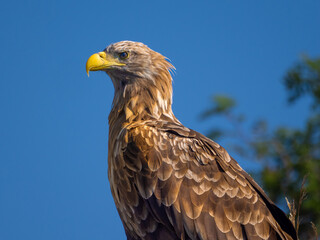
(1, 1, 319, 239)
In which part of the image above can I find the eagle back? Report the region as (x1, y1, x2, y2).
(108, 120, 296, 240)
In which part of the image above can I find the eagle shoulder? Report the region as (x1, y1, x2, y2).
(115, 121, 296, 240)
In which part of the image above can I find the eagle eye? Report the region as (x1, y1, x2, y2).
(119, 51, 129, 60)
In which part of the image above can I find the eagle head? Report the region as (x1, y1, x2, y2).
(86, 41, 174, 86)
(86, 41, 176, 121)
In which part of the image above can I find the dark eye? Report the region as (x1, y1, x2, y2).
(119, 51, 129, 59)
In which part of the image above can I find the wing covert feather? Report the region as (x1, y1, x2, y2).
(116, 122, 296, 240)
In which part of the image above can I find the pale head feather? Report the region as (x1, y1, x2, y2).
(104, 41, 177, 124)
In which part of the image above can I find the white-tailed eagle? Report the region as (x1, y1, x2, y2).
(86, 41, 297, 240)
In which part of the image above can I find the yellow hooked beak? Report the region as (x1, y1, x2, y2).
(86, 51, 125, 76)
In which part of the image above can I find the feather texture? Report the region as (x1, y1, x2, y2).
(110, 122, 296, 240)
(88, 41, 297, 240)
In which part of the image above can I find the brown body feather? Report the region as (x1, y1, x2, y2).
(88, 41, 297, 240)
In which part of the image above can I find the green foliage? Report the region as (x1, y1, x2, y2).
(200, 95, 236, 119)
(285, 56, 320, 108)
(201, 57, 320, 239)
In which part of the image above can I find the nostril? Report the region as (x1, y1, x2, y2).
(98, 52, 106, 58)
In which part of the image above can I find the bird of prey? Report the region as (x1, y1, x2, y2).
(86, 41, 297, 240)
